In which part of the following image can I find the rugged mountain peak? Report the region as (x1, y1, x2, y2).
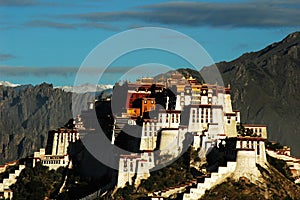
(285, 31, 300, 41)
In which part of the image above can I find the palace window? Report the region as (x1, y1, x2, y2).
(206, 109, 209, 122)
(130, 162, 133, 172)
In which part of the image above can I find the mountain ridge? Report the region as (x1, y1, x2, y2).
(183, 31, 300, 156)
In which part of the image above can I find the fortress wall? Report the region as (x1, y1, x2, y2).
(233, 150, 261, 182)
(117, 153, 154, 188)
(258, 141, 267, 165)
(117, 158, 137, 188)
(224, 116, 237, 138)
(140, 122, 159, 151)
(224, 93, 233, 113)
(134, 160, 151, 187)
(159, 129, 179, 152)
(193, 134, 201, 149)
(2, 190, 13, 199)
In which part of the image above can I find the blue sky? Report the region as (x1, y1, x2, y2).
(0, 0, 299, 86)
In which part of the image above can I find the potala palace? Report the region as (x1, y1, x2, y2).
(110, 73, 299, 199)
(1, 72, 299, 199)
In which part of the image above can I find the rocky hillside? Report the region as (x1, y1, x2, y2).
(0, 83, 92, 164)
(179, 31, 300, 156)
(201, 164, 300, 199)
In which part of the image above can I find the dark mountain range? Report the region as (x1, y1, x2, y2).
(0, 83, 92, 164)
(177, 31, 300, 156)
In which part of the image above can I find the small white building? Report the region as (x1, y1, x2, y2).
(33, 127, 80, 170)
(117, 152, 154, 188)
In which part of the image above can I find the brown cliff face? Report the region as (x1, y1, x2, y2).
(178, 32, 300, 156)
(0, 83, 92, 164)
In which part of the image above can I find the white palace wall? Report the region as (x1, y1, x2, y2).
(117, 153, 154, 188)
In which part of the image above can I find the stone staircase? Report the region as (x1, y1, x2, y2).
(0, 164, 26, 199)
(183, 161, 236, 200)
(155, 179, 198, 198)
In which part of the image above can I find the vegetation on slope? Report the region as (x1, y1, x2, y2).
(139, 150, 192, 192)
(57, 140, 114, 199)
(12, 163, 64, 200)
(202, 177, 266, 200)
(267, 154, 294, 181)
(257, 164, 300, 199)
(201, 164, 300, 200)
(57, 168, 107, 200)
(265, 140, 284, 151)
